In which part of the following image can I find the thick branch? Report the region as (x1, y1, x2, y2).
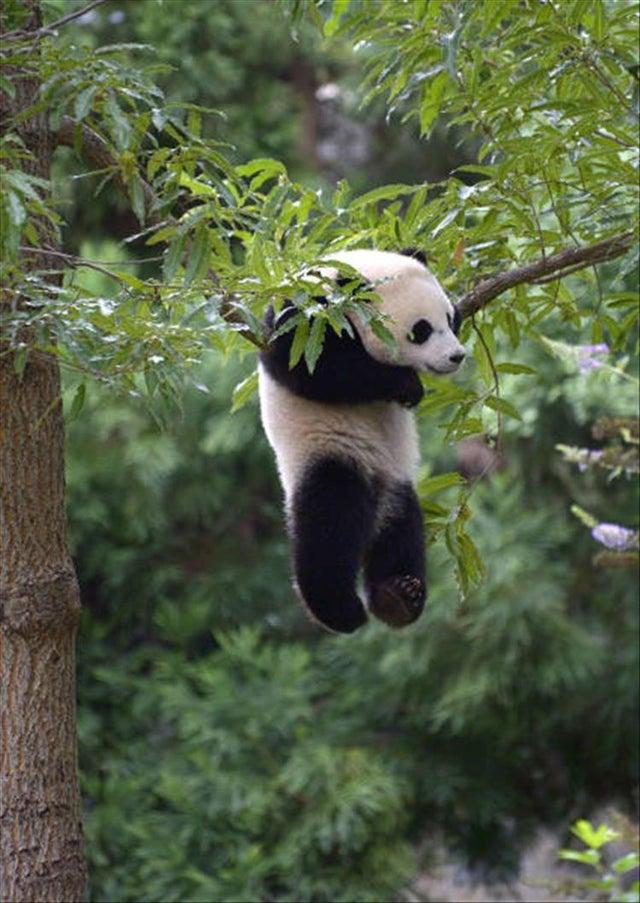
(458, 231, 636, 319)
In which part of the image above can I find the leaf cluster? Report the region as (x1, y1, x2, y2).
(558, 818, 639, 902)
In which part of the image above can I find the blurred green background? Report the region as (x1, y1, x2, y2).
(53, 2, 638, 900)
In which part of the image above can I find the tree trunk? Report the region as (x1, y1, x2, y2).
(0, 2, 87, 900)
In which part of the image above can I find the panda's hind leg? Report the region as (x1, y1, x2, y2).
(290, 456, 375, 634)
(364, 483, 426, 628)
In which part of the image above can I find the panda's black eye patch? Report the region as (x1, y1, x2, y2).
(408, 319, 433, 344)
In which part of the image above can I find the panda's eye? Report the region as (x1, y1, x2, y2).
(408, 319, 433, 344)
(448, 306, 462, 335)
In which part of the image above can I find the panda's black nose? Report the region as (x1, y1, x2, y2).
(449, 352, 465, 364)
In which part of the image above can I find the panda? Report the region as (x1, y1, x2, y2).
(259, 248, 465, 634)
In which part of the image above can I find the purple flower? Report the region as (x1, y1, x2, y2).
(577, 343, 609, 374)
(591, 523, 639, 551)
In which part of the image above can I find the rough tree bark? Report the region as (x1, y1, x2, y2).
(0, 2, 87, 900)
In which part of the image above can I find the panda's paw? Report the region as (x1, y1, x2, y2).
(369, 575, 426, 628)
(293, 581, 368, 634)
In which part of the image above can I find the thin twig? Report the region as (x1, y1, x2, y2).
(19, 246, 130, 284)
(18, 245, 163, 267)
(471, 318, 503, 456)
(594, 129, 634, 149)
(2, 0, 108, 41)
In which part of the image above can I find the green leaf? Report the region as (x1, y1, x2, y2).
(5, 190, 26, 227)
(74, 85, 98, 121)
(502, 311, 521, 350)
(350, 184, 421, 210)
(147, 224, 177, 247)
(105, 92, 131, 151)
(112, 270, 148, 291)
(67, 383, 86, 421)
(571, 820, 620, 849)
(0, 74, 16, 99)
(456, 530, 485, 591)
(613, 852, 640, 874)
(178, 172, 217, 198)
(473, 333, 494, 387)
(324, 0, 352, 36)
(183, 225, 210, 287)
(420, 70, 452, 135)
(231, 370, 259, 413)
(147, 147, 172, 180)
(304, 317, 326, 374)
(484, 395, 522, 421)
(289, 318, 309, 369)
(128, 174, 146, 226)
(370, 318, 396, 349)
(236, 158, 287, 190)
(163, 234, 186, 283)
(558, 849, 601, 866)
(420, 472, 465, 496)
(591, 1, 605, 41)
(570, 504, 599, 529)
(496, 362, 537, 375)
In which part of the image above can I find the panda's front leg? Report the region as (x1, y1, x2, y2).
(290, 456, 376, 634)
(364, 483, 426, 628)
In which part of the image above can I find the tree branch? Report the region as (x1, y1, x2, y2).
(458, 231, 636, 319)
(2, 0, 107, 41)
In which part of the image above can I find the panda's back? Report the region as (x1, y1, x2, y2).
(259, 366, 419, 502)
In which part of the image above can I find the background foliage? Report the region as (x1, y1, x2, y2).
(2, 0, 638, 900)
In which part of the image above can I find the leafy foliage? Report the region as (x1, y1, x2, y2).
(81, 628, 413, 903)
(558, 818, 640, 902)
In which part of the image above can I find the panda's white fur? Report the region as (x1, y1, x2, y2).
(258, 248, 465, 633)
(259, 249, 463, 504)
(260, 377, 419, 503)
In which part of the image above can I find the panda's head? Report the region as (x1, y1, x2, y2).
(329, 248, 465, 375)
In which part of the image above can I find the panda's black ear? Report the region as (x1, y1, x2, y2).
(452, 304, 462, 335)
(401, 247, 427, 265)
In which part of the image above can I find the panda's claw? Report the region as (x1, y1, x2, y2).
(369, 575, 426, 628)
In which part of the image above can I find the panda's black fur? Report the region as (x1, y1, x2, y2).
(259, 249, 465, 634)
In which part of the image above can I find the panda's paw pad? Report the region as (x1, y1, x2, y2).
(370, 575, 425, 628)
(391, 575, 424, 604)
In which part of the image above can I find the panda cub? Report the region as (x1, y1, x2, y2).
(259, 248, 465, 634)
